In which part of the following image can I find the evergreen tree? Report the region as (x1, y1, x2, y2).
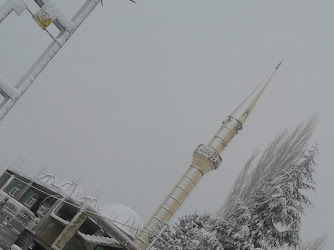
(153, 117, 319, 250)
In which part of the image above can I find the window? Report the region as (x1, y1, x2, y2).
(24, 194, 38, 208)
(9, 184, 22, 197)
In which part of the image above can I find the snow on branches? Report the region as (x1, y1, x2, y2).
(153, 117, 319, 250)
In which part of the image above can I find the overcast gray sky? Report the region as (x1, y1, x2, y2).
(0, 0, 333, 248)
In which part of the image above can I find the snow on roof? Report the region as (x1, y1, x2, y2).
(77, 196, 100, 211)
(77, 232, 122, 248)
(5, 170, 144, 239)
(100, 203, 143, 238)
(38, 173, 86, 201)
(6, 169, 80, 204)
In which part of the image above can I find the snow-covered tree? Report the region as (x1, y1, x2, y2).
(152, 214, 223, 250)
(153, 117, 320, 250)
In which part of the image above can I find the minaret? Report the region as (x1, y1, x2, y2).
(134, 64, 281, 250)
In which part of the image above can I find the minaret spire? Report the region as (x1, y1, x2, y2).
(231, 62, 281, 126)
(134, 63, 281, 250)
(208, 62, 281, 153)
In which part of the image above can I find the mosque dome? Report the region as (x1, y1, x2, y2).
(100, 203, 143, 238)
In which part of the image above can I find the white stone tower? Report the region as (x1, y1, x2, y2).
(134, 63, 281, 249)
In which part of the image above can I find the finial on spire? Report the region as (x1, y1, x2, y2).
(275, 62, 282, 70)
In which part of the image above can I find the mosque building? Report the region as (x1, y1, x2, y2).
(0, 64, 280, 250)
(0, 168, 143, 250)
(0, 1, 280, 249)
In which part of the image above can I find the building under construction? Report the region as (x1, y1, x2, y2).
(0, 168, 143, 250)
(0, 0, 280, 249)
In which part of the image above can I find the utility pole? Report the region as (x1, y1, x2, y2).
(0, 0, 101, 122)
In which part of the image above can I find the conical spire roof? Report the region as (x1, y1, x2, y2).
(230, 63, 281, 127)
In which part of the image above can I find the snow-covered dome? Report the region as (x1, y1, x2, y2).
(100, 203, 143, 238)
